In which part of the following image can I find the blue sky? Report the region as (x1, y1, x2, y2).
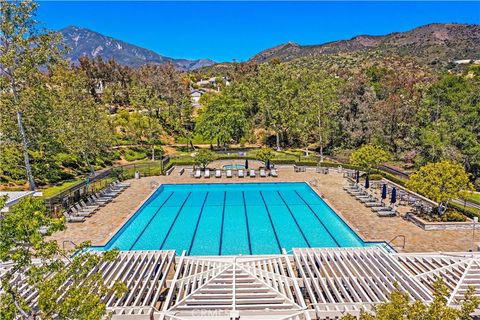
(37, 1, 480, 62)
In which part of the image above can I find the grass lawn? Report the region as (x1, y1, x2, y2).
(468, 192, 480, 205)
(40, 178, 84, 198)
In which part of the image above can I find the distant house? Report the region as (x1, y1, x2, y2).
(196, 77, 217, 87)
(190, 89, 205, 107)
(195, 76, 232, 89)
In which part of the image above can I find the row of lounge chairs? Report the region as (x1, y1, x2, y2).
(62, 180, 130, 223)
(194, 168, 278, 179)
(344, 184, 398, 217)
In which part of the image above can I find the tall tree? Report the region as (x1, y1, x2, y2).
(0, 0, 63, 190)
(196, 92, 249, 147)
(301, 70, 341, 161)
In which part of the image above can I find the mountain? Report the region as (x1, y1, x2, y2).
(250, 23, 480, 65)
(60, 26, 215, 70)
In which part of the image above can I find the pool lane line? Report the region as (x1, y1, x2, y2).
(187, 192, 209, 255)
(276, 191, 311, 248)
(293, 190, 341, 247)
(259, 191, 283, 254)
(242, 191, 253, 255)
(218, 191, 226, 255)
(128, 192, 174, 250)
(159, 192, 192, 250)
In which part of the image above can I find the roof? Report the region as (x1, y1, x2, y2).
(0, 191, 37, 212)
(2, 247, 479, 319)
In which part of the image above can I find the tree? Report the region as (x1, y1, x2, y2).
(196, 92, 249, 147)
(301, 71, 341, 161)
(0, 0, 63, 190)
(406, 160, 474, 208)
(194, 149, 215, 169)
(340, 278, 479, 320)
(256, 147, 273, 163)
(350, 144, 389, 172)
(0, 196, 126, 319)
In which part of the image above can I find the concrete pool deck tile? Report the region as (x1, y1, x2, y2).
(50, 164, 478, 253)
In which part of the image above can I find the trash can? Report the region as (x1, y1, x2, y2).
(135, 171, 140, 179)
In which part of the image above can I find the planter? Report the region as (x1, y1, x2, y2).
(406, 213, 477, 231)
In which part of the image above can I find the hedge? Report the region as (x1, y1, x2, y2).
(449, 202, 480, 219)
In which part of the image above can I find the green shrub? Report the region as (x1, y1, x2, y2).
(369, 174, 383, 180)
(123, 148, 148, 161)
(443, 210, 467, 222)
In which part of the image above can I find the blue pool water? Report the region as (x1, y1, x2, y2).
(223, 164, 245, 170)
(102, 182, 379, 255)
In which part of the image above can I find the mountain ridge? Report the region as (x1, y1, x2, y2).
(60, 26, 215, 70)
(250, 23, 480, 65)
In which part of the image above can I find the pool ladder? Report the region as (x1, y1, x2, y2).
(385, 235, 406, 251)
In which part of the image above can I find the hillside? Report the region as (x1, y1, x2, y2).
(250, 23, 480, 66)
(60, 26, 215, 70)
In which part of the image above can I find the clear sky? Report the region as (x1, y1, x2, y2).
(37, 1, 480, 62)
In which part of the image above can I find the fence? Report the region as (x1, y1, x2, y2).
(44, 157, 170, 215)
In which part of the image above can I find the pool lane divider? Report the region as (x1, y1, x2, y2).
(242, 191, 253, 255)
(218, 191, 227, 255)
(187, 192, 209, 255)
(294, 190, 341, 247)
(128, 192, 174, 250)
(259, 191, 283, 254)
(276, 191, 311, 248)
(159, 192, 192, 250)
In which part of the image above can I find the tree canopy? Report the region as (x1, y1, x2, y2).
(350, 144, 390, 172)
(0, 197, 126, 319)
(406, 160, 474, 206)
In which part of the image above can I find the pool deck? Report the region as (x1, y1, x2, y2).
(51, 163, 478, 253)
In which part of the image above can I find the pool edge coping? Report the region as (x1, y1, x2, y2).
(94, 179, 389, 252)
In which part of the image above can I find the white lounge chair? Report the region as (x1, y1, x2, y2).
(63, 211, 85, 223)
(260, 169, 266, 177)
(365, 201, 383, 207)
(215, 169, 221, 178)
(194, 169, 201, 178)
(204, 169, 210, 178)
(238, 169, 244, 178)
(79, 199, 100, 210)
(270, 169, 278, 177)
(249, 169, 256, 178)
(377, 208, 397, 217)
(226, 170, 232, 178)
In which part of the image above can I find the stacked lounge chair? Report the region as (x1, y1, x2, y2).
(249, 169, 256, 178)
(270, 169, 278, 177)
(63, 180, 130, 223)
(215, 169, 222, 178)
(238, 169, 245, 178)
(260, 169, 266, 177)
(204, 169, 210, 178)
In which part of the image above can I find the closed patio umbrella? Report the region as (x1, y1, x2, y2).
(391, 187, 397, 204)
(266, 159, 271, 170)
(381, 184, 387, 201)
(245, 159, 249, 169)
(355, 170, 360, 184)
(364, 175, 370, 189)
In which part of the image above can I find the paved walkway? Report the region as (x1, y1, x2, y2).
(51, 164, 478, 253)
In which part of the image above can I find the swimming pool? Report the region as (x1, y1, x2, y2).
(102, 182, 378, 255)
(223, 164, 245, 170)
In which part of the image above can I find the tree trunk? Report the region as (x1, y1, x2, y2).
(275, 132, 280, 151)
(318, 112, 324, 162)
(11, 77, 36, 190)
(151, 146, 155, 161)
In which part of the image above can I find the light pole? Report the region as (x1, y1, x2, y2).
(473, 217, 478, 252)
